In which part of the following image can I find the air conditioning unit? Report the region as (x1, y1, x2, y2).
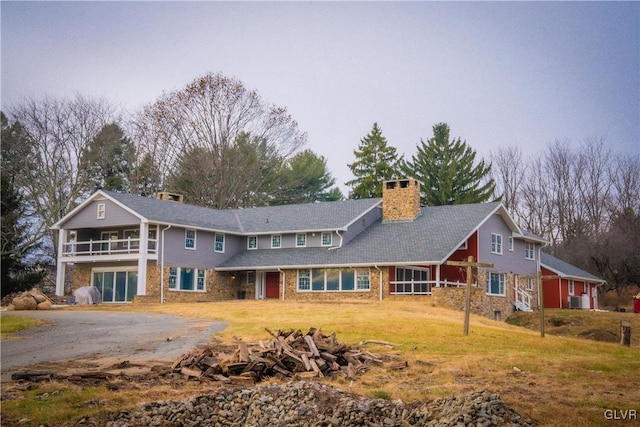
(568, 296, 582, 309)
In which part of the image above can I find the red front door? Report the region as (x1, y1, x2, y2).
(265, 272, 280, 299)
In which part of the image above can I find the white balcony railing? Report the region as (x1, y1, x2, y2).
(390, 280, 469, 295)
(62, 237, 158, 257)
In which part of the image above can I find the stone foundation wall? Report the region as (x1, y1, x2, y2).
(431, 286, 515, 321)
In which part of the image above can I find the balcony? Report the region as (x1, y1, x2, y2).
(390, 280, 468, 295)
(61, 237, 158, 261)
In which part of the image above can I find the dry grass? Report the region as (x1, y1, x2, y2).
(3, 300, 640, 426)
(121, 299, 640, 425)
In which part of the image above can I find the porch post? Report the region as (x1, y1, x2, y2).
(55, 228, 66, 296)
(137, 222, 149, 296)
(435, 264, 441, 287)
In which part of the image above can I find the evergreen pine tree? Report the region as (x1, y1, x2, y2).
(404, 123, 495, 205)
(346, 123, 402, 199)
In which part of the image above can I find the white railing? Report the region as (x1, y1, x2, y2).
(62, 237, 158, 256)
(390, 280, 469, 295)
(515, 287, 533, 312)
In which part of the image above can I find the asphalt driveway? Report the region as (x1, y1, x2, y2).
(0, 310, 226, 382)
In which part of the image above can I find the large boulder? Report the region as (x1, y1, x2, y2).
(37, 300, 53, 310)
(30, 289, 49, 304)
(12, 292, 37, 310)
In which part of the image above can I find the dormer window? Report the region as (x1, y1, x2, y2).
(296, 233, 306, 247)
(271, 235, 282, 249)
(321, 232, 332, 246)
(97, 203, 106, 219)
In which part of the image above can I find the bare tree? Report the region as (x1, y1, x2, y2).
(611, 154, 640, 215)
(491, 145, 526, 223)
(576, 137, 612, 235)
(133, 72, 307, 208)
(6, 94, 116, 260)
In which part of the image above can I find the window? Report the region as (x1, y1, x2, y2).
(296, 233, 307, 247)
(298, 269, 311, 291)
(356, 268, 371, 290)
(214, 233, 225, 253)
(526, 278, 534, 291)
(148, 229, 157, 251)
(458, 240, 468, 250)
(487, 272, 505, 296)
(169, 267, 206, 292)
(568, 280, 574, 296)
(298, 268, 370, 292)
(321, 232, 332, 246)
(248, 236, 257, 250)
(491, 233, 503, 255)
(247, 271, 255, 286)
(525, 242, 535, 260)
(185, 229, 196, 249)
(97, 203, 106, 219)
(585, 283, 590, 297)
(508, 236, 514, 252)
(392, 267, 430, 294)
(271, 235, 281, 249)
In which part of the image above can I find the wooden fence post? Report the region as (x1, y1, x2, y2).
(620, 320, 631, 347)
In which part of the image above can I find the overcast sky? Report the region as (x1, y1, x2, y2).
(2, 1, 638, 191)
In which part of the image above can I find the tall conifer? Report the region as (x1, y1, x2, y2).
(404, 123, 495, 205)
(346, 123, 402, 199)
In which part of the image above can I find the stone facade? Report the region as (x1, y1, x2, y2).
(135, 267, 254, 304)
(382, 179, 421, 222)
(281, 268, 387, 302)
(70, 266, 92, 292)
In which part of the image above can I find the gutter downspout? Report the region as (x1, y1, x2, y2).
(328, 230, 343, 250)
(375, 265, 382, 301)
(160, 224, 172, 304)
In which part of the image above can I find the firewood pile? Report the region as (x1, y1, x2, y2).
(170, 327, 406, 385)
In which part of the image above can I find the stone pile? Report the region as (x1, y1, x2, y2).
(106, 381, 535, 426)
(6, 289, 53, 311)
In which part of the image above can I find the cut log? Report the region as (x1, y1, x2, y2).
(304, 335, 321, 357)
(11, 371, 54, 381)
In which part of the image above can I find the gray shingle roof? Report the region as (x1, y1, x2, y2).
(218, 202, 502, 269)
(540, 252, 604, 282)
(105, 191, 381, 235)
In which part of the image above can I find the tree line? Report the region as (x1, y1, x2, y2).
(2, 71, 638, 296)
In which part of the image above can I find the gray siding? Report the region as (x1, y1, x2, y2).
(63, 200, 140, 229)
(162, 227, 242, 269)
(478, 214, 538, 276)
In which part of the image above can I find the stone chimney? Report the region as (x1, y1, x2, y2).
(156, 191, 184, 203)
(382, 178, 421, 222)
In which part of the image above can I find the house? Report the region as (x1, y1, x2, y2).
(52, 178, 548, 319)
(540, 252, 606, 310)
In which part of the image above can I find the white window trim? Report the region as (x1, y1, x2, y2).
(321, 232, 332, 247)
(185, 229, 196, 250)
(458, 240, 468, 250)
(296, 233, 307, 248)
(568, 280, 575, 296)
(97, 203, 106, 219)
(248, 236, 258, 250)
(168, 267, 206, 292)
(271, 234, 282, 249)
(526, 278, 534, 291)
(491, 233, 503, 255)
(214, 233, 225, 253)
(486, 272, 506, 296)
(525, 242, 535, 260)
(297, 268, 370, 292)
(508, 236, 514, 252)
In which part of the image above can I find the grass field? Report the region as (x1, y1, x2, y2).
(2, 300, 639, 426)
